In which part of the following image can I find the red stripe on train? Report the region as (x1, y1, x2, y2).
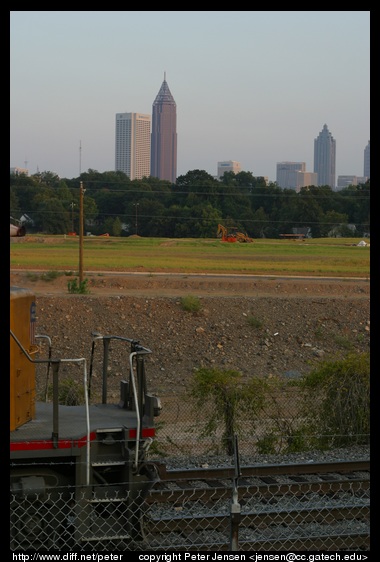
(10, 432, 97, 451)
(10, 427, 155, 451)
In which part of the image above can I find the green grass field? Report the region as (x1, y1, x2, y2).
(10, 235, 370, 278)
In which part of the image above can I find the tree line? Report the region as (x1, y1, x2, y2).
(10, 168, 370, 238)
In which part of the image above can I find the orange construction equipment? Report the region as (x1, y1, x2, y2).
(235, 231, 254, 243)
(217, 224, 253, 243)
(217, 224, 236, 242)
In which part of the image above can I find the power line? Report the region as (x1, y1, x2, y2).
(9, 184, 370, 200)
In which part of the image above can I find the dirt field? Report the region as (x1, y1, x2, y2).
(10, 271, 370, 398)
(10, 269, 370, 298)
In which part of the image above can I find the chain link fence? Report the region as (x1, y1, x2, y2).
(10, 461, 370, 551)
(10, 386, 370, 552)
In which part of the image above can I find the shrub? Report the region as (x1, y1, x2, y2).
(47, 377, 85, 406)
(26, 270, 62, 282)
(299, 352, 370, 448)
(188, 367, 268, 455)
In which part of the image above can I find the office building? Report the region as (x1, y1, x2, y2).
(276, 162, 317, 191)
(313, 124, 336, 188)
(217, 160, 241, 179)
(336, 175, 358, 190)
(115, 112, 151, 180)
(276, 162, 305, 189)
(150, 74, 177, 183)
(363, 140, 370, 178)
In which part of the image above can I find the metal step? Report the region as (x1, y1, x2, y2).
(96, 428, 123, 434)
(81, 533, 131, 542)
(86, 497, 128, 504)
(92, 459, 126, 467)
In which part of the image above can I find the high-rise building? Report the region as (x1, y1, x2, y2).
(150, 74, 177, 183)
(217, 161, 241, 179)
(313, 124, 336, 188)
(115, 112, 151, 180)
(363, 140, 370, 178)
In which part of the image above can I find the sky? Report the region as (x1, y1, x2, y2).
(10, 11, 370, 183)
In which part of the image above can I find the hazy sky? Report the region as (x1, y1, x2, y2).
(10, 11, 370, 182)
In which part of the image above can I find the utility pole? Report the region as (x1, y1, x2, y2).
(79, 140, 82, 176)
(79, 182, 85, 283)
(133, 203, 139, 235)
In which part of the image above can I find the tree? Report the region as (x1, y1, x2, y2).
(189, 367, 268, 455)
(251, 207, 270, 238)
(112, 217, 122, 237)
(321, 210, 350, 237)
(11, 169, 370, 239)
(36, 198, 71, 234)
(176, 169, 218, 189)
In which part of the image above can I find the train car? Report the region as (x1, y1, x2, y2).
(10, 286, 161, 550)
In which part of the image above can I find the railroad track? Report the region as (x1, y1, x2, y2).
(136, 459, 370, 551)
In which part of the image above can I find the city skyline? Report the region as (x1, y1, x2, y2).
(10, 11, 370, 182)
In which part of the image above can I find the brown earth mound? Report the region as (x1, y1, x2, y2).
(10, 271, 370, 398)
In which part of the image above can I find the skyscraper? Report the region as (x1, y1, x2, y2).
(150, 74, 177, 183)
(115, 112, 151, 180)
(313, 124, 336, 189)
(363, 140, 370, 178)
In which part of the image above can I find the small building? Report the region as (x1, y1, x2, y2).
(10, 167, 29, 176)
(217, 160, 241, 179)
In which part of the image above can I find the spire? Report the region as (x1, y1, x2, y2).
(153, 75, 176, 107)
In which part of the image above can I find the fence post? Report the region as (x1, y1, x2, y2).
(230, 434, 241, 551)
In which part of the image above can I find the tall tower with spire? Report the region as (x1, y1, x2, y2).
(363, 140, 370, 179)
(313, 124, 336, 189)
(150, 73, 177, 183)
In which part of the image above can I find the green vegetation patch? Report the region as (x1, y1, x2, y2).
(10, 237, 370, 277)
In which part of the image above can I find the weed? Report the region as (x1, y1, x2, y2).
(314, 326, 324, 340)
(180, 295, 202, 313)
(25, 270, 62, 282)
(46, 377, 85, 406)
(67, 278, 90, 294)
(256, 433, 278, 454)
(332, 334, 353, 350)
(25, 272, 40, 282)
(40, 270, 61, 281)
(285, 430, 310, 453)
(247, 315, 263, 329)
